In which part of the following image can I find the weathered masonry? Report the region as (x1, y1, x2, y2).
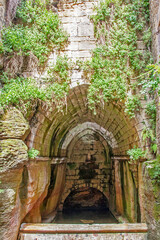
(19, 223, 148, 240)
(0, 1, 160, 240)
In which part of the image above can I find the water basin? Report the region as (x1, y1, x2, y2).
(53, 209, 118, 224)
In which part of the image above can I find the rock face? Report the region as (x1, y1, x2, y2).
(22, 162, 51, 223)
(6, 0, 20, 26)
(63, 187, 109, 211)
(143, 164, 160, 240)
(0, 168, 23, 240)
(0, 108, 29, 240)
(0, 1, 160, 240)
(0, 139, 28, 171)
(0, 108, 30, 139)
(0, 109, 50, 240)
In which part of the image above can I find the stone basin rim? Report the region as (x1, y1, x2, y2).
(20, 223, 148, 234)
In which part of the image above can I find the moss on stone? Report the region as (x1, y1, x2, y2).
(0, 139, 28, 172)
(0, 108, 29, 139)
(67, 162, 76, 170)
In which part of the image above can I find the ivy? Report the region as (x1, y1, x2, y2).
(0, 0, 67, 64)
(0, 56, 71, 113)
(0, 76, 46, 110)
(127, 146, 145, 162)
(124, 95, 141, 118)
(85, 0, 152, 117)
(146, 157, 160, 183)
(0, 0, 70, 113)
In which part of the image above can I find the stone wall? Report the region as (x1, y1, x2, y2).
(0, 0, 6, 35)
(0, 1, 160, 240)
(142, 163, 160, 240)
(150, 0, 160, 153)
(60, 132, 113, 210)
(150, 0, 160, 62)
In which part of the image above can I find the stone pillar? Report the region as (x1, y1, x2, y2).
(138, 162, 146, 223)
(114, 160, 124, 216)
(43, 163, 66, 216)
(123, 161, 137, 222)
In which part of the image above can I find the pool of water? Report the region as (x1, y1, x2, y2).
(53, 209, 118, 224)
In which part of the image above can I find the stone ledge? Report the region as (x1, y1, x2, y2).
(20, 223, 148, 234)
(29, 157, 68, 164)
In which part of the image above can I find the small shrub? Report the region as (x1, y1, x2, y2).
(28, 148, 39, 159)
(127, 146, 145, 162)
(146, 157, 160, 183)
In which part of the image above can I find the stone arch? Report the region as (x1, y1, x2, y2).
(66, 128, 111, 160)
(58, 122, 118, 157)
(25, 84, 145, 222)
(26, 84, 142, 158)
(62, 187, 109, 212)
(58, 127, 113, 211)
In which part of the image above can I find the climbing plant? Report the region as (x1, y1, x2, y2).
(146, 156, 160, 183)
(0, 55, 71, 113)
(84, 0, 159, 159)
(83, 0, 152, 116)
(0, 0, 67, 64)
(0, 0, 70, 113)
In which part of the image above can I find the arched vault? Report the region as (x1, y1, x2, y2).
(26, 84, 142, 157)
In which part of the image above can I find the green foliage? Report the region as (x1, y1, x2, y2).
(127, 146, 145, 162)
(0, 0, 69, 113)
(142, 126, 155, 142)
(125, 95, 141, 118)
(85, 0, 152, 116)
(142, 125, 157, 154)
(143, 87, 157, 154)
(45, 56, 71, 112)
(145, 101, 156, 130)
(0, 76, 46, 110)
(67, 162, 76, 170)
(28, 148, 39, 159)
(0, 0, 67, 64)
(0, 56, 71, 112)
(146, 157, 160, 183)
(47, 55, 71, 83)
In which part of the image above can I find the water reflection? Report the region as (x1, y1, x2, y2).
(53, 209, 118, 224)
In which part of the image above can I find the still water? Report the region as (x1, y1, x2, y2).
(53, 209, 118, 224)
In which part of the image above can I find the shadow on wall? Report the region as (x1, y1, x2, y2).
(63, 187, 109, 211)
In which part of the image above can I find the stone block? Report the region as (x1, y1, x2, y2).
(78, 41, 96, 50)
(66, 42, 79, 51)
(61, 17, 78, 24)
(0, 109, 30, 139)
(71, 70, 82, 79)
(63, 23, 78, 37)
(77, 23, 94, 37)
(71, 50, 92, 58)
(0, 139, 28, 172)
